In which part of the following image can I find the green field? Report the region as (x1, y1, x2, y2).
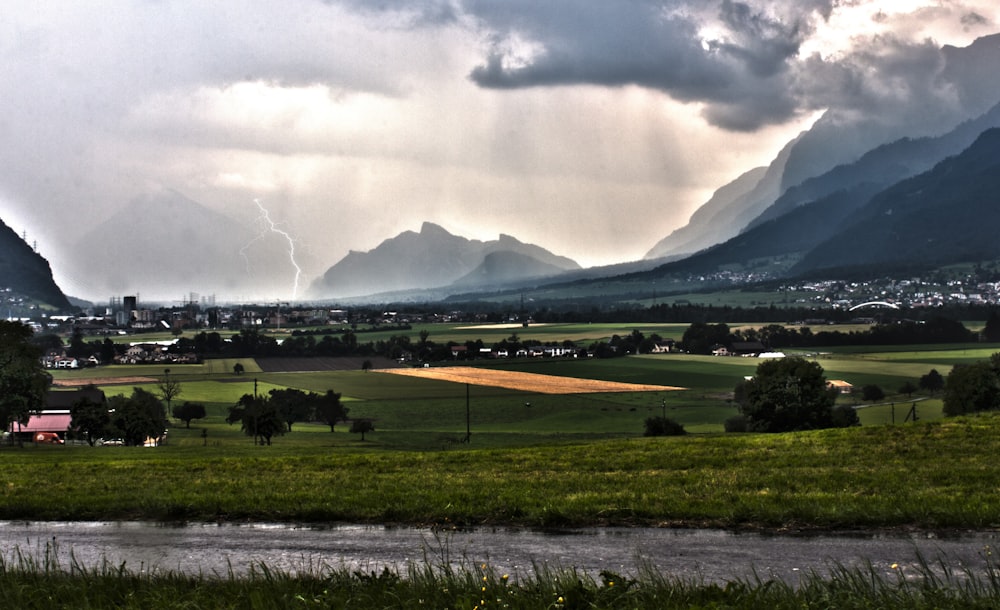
(4, 340, 991, 527)
(49, 343, 963, 449)
(6, 340, 1000, 604)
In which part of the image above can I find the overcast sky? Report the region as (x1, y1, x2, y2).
(2, 1, 999, 302)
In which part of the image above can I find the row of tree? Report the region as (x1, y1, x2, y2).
(70, 387, 169, 446)
(681, 318, 976, 354)
(226, 388, 351, 445)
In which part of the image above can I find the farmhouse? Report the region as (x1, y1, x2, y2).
(827, 380, 854, 394)
(6, 388, 109, 444)
(731, 341, 767, 356)
(650, 339, 676, 353)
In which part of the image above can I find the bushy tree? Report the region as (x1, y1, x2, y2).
(681, 322, 731, 355)
(733, 357, 841, 432)
(831, 404, 861, 428)
(267, 388, 313, 432)
(109, 388, 168, 446)
(984, 310, 1000, 342)
(899, 381, 918, 398)
(227, 393, 285, 445)
(943, 361, 1000, 416)
(919, 369, 944, 394)
(861, 384, 885, 402)
(350, 418, 374, 441)
(643, 416, 686, 437)
(172, 401, 207, 428)
(71, 394, 110, 446)
(314, 390, 348, 432)
(0, 321, 49, 434)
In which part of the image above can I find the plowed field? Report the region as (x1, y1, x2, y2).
(378, 366, 684, 394)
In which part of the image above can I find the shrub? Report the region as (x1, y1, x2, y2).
(724, 414, 749, 433)
(643, 416, 686, 437)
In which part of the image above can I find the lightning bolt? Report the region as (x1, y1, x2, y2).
(239, 199, 302, 300)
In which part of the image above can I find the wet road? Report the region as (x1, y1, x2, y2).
(1, 521, 996, 584)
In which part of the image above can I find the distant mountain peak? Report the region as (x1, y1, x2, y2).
(419, 221, 452, 236)
(309, 223, 579, 299)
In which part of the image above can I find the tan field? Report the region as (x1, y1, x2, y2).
(378, 366, 685, 394)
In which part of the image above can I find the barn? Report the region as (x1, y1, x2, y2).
(5, 388, 107, 444)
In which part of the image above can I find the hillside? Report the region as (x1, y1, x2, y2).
(643, 34, 1000, 264)
(309, 222, 580, 298)
(0, 217, 71, 310)
(792, 128, 1000, 274)
(747, 101, 1000, 230)
(644, 135, 797, 260)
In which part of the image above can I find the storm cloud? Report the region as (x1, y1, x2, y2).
(464, 0, 996, 130)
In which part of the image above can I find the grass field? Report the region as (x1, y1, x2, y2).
(6, 339, 1000, 603)
(4, 549, 997, 609)
(41, 342, 961, 446)
(5, 339, 990, 527)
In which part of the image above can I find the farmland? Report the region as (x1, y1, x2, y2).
(6, 325, 994, 526)
(6, 329, 1000, 606)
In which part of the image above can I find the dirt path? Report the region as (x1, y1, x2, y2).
(52, 376, 159, 387)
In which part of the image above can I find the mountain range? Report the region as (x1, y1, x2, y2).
(308, 222, 580, 299)
(0, 217, 70, 309)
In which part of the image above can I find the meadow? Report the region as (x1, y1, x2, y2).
(4, 335, 993, 528)
(6, 333, 1000, 605)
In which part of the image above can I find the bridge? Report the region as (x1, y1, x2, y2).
(848, 301, 900, 311)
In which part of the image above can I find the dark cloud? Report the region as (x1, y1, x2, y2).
(714, 0, 808, 77)
(463, 1, 836, 130)
(961, 12, 988, 27)
(327, 0, 459, 27)
(467, 2, 732, 96)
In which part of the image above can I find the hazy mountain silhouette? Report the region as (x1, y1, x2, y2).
(0, 217, 71, 309)
(309, 222, 579, 298)
(791, 128, 1000, 274)
(644, 136, 798, 260)
(67, 189, 312, 301)
(747, 101, 1000, 229)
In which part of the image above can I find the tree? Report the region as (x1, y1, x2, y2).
(861, 384, 885, 402)
(109, 388, 169, 446)
(70, 393, 110, 446)
(734, 357, 841, 432)
(233, 362, 245, 375)
(361, 359, 373, 372)
(314, 390, 348, 432)
(0, 321, 49, 435)
(350, 418, 374, 441)
(227, 393, 285, 445)
(681, 322, 731, 355)
(643, 416, 686, 437)
(67, 328, 88, 358)
(899, 381, 918, 398)
(267, 388, 314, 432)
(919, 369, 944, 394)
(156, 369, 182, 413)
(984, 310, 1000, 342)
(943, 362, 1000, 416)
(172, 401, 207, 428)
(831, 404, 861, 428)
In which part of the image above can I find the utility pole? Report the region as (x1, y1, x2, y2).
(464, 383, 471, 443)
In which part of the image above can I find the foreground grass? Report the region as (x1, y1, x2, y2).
(2, 550, 999, 609)
(3, 414, 1000, 529)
